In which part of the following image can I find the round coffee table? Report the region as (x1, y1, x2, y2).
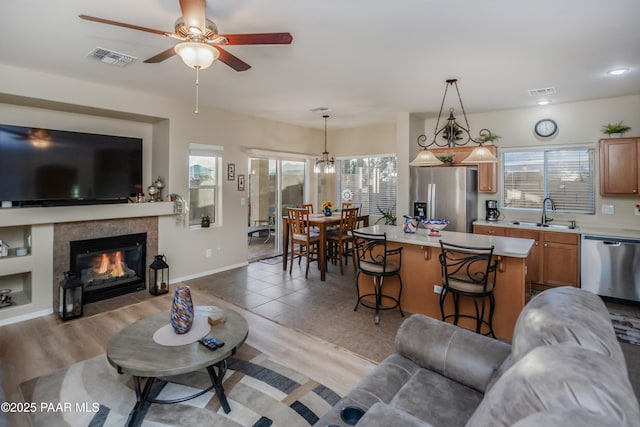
(107, 307, 248, 427)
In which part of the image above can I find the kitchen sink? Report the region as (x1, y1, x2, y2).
(508, 221, 579, 230)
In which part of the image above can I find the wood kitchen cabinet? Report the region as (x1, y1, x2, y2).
(474, 225, 579, 289)
(430, 145, 498, 193)
(599, 137, 639, 195)
(541, 231, 580, 288)
(473, 224, 506, 236)
(478, 163, 497, 193)
(506, 228, 541, 284)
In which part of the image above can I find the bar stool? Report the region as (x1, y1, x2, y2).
(438, 241, 498, 337)
(351, 230, 404, 325)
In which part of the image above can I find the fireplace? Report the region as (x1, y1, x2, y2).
(70, 233, 147, 304)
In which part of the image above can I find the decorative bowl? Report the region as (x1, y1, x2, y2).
(422, 219, 449, 231)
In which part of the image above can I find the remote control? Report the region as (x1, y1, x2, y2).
(199, 337, 219, 351)
(207, 337, 225, 348)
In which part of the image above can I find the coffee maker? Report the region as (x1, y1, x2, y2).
(486, 200, 500, 221)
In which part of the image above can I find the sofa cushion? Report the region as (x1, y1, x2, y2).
(389, 368, 483, 427)
(466, 344, 640, 427)
(511, 286, 625, 367)
(356, 402, 435, 427)
(395, 314, 511, 393)
(511, 409, 623, 427)
(313, 353, 421, 427)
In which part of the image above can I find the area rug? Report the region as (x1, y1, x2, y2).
(610, 312, 640, 345)
(19, 344, 340, 427)
(258, 256, 283, 265)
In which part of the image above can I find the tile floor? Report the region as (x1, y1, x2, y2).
(187, 256, 406, 363)
(186, 255, 640, 403)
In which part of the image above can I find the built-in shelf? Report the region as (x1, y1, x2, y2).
(0, 203, 172, 324)
(0, 272, 32, 310)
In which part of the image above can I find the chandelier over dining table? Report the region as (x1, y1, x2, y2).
(314, 114, 336, 174)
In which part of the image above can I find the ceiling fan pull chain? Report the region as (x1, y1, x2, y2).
(194, 67, 200, 114)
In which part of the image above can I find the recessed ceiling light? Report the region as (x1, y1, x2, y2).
(607, 68, 630, 76)
(537, 99, 552, 106)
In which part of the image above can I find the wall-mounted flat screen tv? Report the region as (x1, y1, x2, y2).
(0, 124, 143, 206)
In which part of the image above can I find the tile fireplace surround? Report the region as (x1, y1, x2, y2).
(52, 217, 158, 313)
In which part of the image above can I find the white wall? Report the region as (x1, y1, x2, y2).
(2, 60, 639, 293)
(0, 64, 322, 285)
(415, 95, 640, 229)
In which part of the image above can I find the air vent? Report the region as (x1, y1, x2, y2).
(87, 47, 137, 67)
(528, 87, 556, 96)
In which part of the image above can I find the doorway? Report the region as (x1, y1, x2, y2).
(248, 158, 307, 261)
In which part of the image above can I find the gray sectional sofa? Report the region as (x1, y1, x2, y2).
(315, 286, 640, 427)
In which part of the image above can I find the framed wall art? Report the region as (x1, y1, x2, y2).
(227, 163, 235, 181)
(237, 174, 245, 191)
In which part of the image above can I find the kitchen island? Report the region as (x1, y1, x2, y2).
(355, 225, 534, 341)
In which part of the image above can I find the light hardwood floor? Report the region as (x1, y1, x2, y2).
(0, 289, 375, 427)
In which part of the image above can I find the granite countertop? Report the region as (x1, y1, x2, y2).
(356, 224, 534, 258)
(473, 219, 640, 240)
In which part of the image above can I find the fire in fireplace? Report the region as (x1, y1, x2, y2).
(70, 233, 147, 303)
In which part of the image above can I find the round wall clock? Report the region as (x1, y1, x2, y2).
(534, 119, 558, 138)
(341, 189, 353, 201)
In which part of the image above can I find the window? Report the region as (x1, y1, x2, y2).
(188, 144, 222, 227)
(337, 155, 397, 217)
(502, 147, 594, 214)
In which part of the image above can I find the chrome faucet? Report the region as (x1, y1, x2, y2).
(541, 197, 556, 225)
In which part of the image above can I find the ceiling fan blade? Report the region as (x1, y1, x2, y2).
(79, 14, 170, 36)
(179, 0, 206, 33)
(222, 32, 293, 45)
(144, 46, 177, 63)
(214, 46, 251, 72)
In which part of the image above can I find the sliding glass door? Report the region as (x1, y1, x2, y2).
(248, 158, 306, 261)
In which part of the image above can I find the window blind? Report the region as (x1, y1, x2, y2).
(503, 148, 594, 214)
(337, 156, 397, 217)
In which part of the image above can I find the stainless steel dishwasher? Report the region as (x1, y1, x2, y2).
(581, 235, 640, 302)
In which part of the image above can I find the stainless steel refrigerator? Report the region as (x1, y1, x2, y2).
(410, 166, 478, 233)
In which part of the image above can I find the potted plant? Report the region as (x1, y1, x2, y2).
(442, 121, 463, 141)
(436, 155, 455, 165)
(601, 121, 631, 138)
(375, 204, 397, 225)
(477, 131, 501, 144)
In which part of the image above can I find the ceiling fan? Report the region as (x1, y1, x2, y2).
(79, 0, 293, 72)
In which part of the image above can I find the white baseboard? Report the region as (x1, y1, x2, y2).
(170, 262, 249, 284)
(0, 307, 53, 327)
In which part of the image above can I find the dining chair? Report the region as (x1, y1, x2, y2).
(438, 241, 498, 337)
(299, 203, 314, 214)
(326, 207, 359, 275)
(287, 207, 320, 278)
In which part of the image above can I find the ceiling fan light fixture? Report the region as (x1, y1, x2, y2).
(175, 41, 218, 69)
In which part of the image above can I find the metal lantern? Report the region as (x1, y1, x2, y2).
(149, 254, 169, 295)
(59, 271, 83, 321)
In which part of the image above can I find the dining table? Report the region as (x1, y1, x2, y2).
(282, 212, 369, 281)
